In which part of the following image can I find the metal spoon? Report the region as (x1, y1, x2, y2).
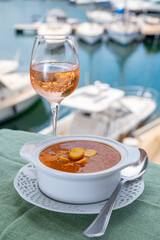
(83, 148, 148, 238)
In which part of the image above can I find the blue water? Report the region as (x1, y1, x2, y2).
(0, 0, 160, 132)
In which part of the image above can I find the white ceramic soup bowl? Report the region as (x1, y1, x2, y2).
(20, 135, 140, 204)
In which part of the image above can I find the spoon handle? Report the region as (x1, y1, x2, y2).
(83, 180, 125, 238)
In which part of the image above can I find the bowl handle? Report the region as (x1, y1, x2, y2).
(20, 141, 40, 164)
(124, 145, 141, 166)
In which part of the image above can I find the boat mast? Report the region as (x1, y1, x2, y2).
(124, 0, 128, 23)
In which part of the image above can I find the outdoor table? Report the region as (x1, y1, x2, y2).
(0, 129, 160, 240)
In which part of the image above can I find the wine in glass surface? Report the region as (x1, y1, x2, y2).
(30, 35, 79, 136)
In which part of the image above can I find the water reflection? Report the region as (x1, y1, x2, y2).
(107, 40, 138, 86)
(143, 37, 160, 53)
(77, 39, 102, 85)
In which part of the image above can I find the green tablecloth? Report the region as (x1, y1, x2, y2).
(0, 129, 160, 240)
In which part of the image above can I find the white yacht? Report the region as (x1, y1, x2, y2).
(75, 22, 104, 44)
(127, 0, 160, 13)
(139, 14, 160, 37)
(107, 21, 140, 45)
(0, 60, 19, 75)
(45, 9, 67, 23)
(40, 83, 158, 140)
(86, 10, 115, 24)
(0, 73, 38, 123)
(75, 0, 94, 4)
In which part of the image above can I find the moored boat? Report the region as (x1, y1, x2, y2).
(45, 9, 67, 23)
(126, 0, 160, 13)
(86, 10, 115, 24)
(144, 15, 160, 25)
(140, 23, 160, 39)
(75, 0, 94, 4)
(0, 73, 38, 123)
(0, 60, 19, 75)
(139, 15, 160, 39)
(39, 84, 158, 140)
(75, 22, 104, 44)
(107, 21, 140, 45)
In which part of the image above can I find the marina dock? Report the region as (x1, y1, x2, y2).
(14, 21, 41, 34)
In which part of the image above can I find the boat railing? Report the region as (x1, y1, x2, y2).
(119, 85, 159, 102)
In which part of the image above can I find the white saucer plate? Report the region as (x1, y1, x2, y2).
(14, 164, 144, 214)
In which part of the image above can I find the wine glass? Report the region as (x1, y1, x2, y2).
(30, 35, 80, 136)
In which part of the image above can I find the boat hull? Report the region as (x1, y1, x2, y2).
(77, 33, 103, 44)
(107, 30, 140, 45)
(76, 22, 104, 44)
(0, 93, 38, 123)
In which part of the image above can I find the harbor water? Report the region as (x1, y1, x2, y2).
(0, 0, 160, 132)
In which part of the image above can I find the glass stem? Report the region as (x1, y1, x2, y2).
(50, 102, 59, 137)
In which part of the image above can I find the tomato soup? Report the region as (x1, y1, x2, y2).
(39, 140, 121, 173)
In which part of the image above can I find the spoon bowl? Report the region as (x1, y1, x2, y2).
(84, 148, 148, 238)
(121, 148, 149, 181)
